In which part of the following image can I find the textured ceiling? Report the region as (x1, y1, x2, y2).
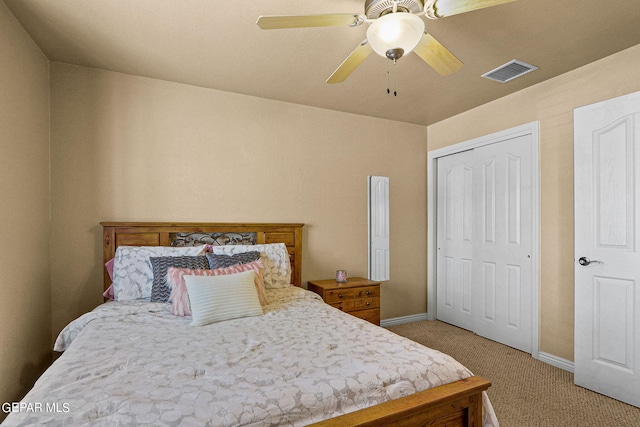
(5, 0, 640, 126)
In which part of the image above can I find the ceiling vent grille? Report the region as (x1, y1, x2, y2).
(482, 59, 538, 83)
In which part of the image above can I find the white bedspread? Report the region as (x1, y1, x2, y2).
(3, 287, 498, 426)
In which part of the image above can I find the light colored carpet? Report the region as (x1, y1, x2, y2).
(386, 320, 640, 427)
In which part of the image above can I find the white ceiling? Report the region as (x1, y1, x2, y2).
(5, 0, 640, 126)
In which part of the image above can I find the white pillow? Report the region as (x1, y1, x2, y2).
(210, 243, 291, 288)
(184, 270, 263, 326)
(112, 245, 206, 300)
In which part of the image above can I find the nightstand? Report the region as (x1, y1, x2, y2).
(307, 277, 381, 326)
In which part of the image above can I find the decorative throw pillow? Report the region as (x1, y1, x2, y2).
(185, 270, 263, 326)
(105, 258, 115, 280)
(206, 251, 261, 269)
(111, 245, 206, 300)
(103, 284, 114, 301)
(209, 243, 291, 289)
(149, 256, 210, 302)
(168, 260, 268, 316)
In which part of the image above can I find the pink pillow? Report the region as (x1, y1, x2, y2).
(103, 284, 114, 301)
(168, 260, 268, 316)
(103, 258, 116, 301)
(105, 258, 115, 279)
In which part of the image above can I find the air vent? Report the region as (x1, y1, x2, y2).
(481, 59, 538, 83)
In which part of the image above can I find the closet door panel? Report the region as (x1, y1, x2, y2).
(472, 135, 533, 353)
(436, 150, 476, 331)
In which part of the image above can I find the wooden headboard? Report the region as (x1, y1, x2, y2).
(100, 222, 304, 292)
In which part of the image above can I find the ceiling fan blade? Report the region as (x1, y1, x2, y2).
(257, 13, 364, 29)
(326, 41, 373, 84)
(413, 33, 463, 76)
(425, 0, 516, 19)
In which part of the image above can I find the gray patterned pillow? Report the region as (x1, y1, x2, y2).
(206, 251, 261, 269)
(210, 244, 291, 288)
(150, 256, 210, 302)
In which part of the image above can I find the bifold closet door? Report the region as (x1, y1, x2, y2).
(436, 136, 533, 353)
(472, 136, 533, 353)
(436, 149, 476, 332)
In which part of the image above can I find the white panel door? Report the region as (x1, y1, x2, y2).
(472, 136, 533, 353)
(368, 176, 390, 281)
(437, 150, 476, 331)
(574, 91, 640, 407)
(436, 135, 533, 353)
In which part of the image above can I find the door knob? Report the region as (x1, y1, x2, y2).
(578, 257, 602, 266)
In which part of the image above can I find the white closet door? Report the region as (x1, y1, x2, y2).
(436, 135, 533, 353)
(437, 150, 476, 331)
(472, 136, 533, 353)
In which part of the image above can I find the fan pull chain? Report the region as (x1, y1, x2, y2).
(387, 59, 390, 95)
(387, 59, 398, 96)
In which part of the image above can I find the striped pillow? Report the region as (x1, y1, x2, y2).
(184, 271, 263, 326)
(168, 260, 268, 316)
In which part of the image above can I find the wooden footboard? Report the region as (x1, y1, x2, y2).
(307, 376, 490, 427)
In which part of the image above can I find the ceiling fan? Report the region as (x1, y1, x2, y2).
(257, 0, 516, 83)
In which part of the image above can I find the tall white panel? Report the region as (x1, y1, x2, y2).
(483, 262, 496, 322)
(593, 276, 634, 371)
(462, 258, 473, 313)
(368, 176, 389, 281)
(594, 116, 634, 250)
(463, 166, 474, 243)
(507, 154, 522, 246)
(444, 256, 454, 308)
(445, 169, 455, 241)
(507, 265, 521, 328)
(483, 157, 496, 245)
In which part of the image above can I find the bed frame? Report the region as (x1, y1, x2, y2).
(100, 222, 491, 427)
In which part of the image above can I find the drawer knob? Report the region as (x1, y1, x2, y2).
(338, 305, 343, 310)
(366, 302, 371, 306)
(366, 291, 371, 296)
(338, 293, 343, 299)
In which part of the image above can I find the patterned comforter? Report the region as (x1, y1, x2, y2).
(3, 287, 499, 426)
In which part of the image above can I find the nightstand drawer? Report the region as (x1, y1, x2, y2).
(324, 289, 355, 303)
(350, 308, 380, 325)
(331, 301, 355, 312)
(354, 286, 380, 299)
(353, 297, 379, 311)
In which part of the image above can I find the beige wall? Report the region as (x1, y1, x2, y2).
(9, 11, 640, 399)
(49, 63, 428, 338)
(0, 2, 51, 419)
(427, 43, 640, 361)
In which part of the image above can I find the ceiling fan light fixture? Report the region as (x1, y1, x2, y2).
(366, 12, 425, 59)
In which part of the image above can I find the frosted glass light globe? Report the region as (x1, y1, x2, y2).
(366, 13, 425, 58)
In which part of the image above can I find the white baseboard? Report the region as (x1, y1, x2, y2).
(381, 313, 429, 328)
(537, 351, 574, 373)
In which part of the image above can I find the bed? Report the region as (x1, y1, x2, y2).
(2, 222, 497, 427)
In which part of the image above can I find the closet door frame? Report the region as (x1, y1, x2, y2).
(426, 121, 540, 359)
